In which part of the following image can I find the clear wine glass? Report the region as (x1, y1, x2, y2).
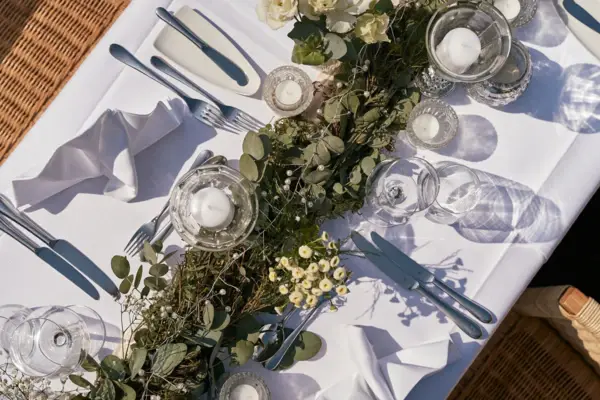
(363, 157, 440, 226)
(0, 305, 31, 354)
(8, 306, 102, 377)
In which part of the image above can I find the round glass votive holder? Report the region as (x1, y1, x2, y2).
(263, 65, 314, 117)
(405, 99, 459, 150)
(218, 372, 271, 400)
(426, 162, 482, 224)
(169, 165, 259, 252)
(414, 66, 456, 98)
(487, 0, 538, 28)
(466, 40, 532, 107)
(426, 1, 512, 83)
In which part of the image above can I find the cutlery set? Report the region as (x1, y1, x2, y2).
(110, 8, 263, 134)
(352, 231, 493, 339)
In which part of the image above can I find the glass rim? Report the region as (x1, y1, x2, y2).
(433, 162, 482, 215)
(406, 99, 459, 150)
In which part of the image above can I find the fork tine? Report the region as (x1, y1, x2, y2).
(125, 233, 147, 255)
(201, 113, 242, 135)
(233, 117, 257, 132)
(239, 113, 264, 128)
(124, 230, 143, 253)
(126, 235, 147, 256)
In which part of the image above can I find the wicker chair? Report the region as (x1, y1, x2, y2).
(448, 286, 600, 400)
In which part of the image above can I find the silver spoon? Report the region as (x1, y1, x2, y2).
(252, 309, 297, 363)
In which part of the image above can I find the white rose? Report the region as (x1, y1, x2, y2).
(257, 0, 299, 29)
(310, 0, 340, 13)
(322, 0, 373, 33)
(354, 13, 390, 44)
(344, 0, 371, 15)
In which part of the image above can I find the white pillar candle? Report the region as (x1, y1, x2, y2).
(494, 0, 521, 21)
(435, 28, 482, 74)
(230, 383, 260, 400)
(275, 80, 303, 105)
(412, 114, 440, 141)
(189, 187, 234, 230)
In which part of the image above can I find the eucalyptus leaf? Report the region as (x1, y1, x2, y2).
(142, 242, 157, 265)
(211, 311, 231, 331)
(115, 382, 136, 400)
(302, 143, 318, 161)
(341, 94, 360, 115)
(240, 153, 260, 182)
(243, 131, 265, 160)
(362, 108, 382, 124)
(100, 355, 127, 380)
(310, 184, 326, 198)
(232, 339, 254, 366)
(293, 331, 322, 361)
(129, 348, 147, 378)
(315, 142, 331, 165)
(361, 157, 377, 175)
(303, 169, 332, 184)
(140, 286, 150, 298)
(96, 379, 116, 400)
(149, 263, 169, 277)
(235, 315, 262, 341)
(144, 276, 167, 291)
(324, 33, 347, 59)
(69, 374, 94, 389)
(152, 343, 187, 376)
(190, 330, 222, 347)
(333, 182, 344, 194)
(151, 240, 163, 253)
(119, 275, 133, 294)
(323, 98, 342, 123)
(133, 266, 143, 289)
(203, 301, 215, 328)
(340, 37, 363, 62)
(350, 166, 362, 185)
(323, 136, 345, 154)
(288, 18, 323, 42)
(81, 354, 100, 372)
(370, 136, 391, 148)
(111, 256, 129, 279)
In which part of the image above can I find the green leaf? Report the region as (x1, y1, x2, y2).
(134, 328, 149, 345)
(152, 343, 187, 376)
(96, 379, 116, 400)
(140, 286, 150, 298)
(243, 131, 265, 160)
(111, 256, 129, 279)
(100, 355, 127, 381)
(375, 0, 395, 13)
(371, 136, 391, 148)
(293, 331, 322, 361)
(240, 153, 260, 182)
(324, 33, 347, 59)
(232, 340, 254, 366)
(361, 157, 377, 175)
(187, 330, 222, 347)
(323, 136, 345, 154)
(144, 276, 167, 291)
(288, 18, 322, 42)
(340, 37, 363, 62)
(81, 354, 100, 372)
(350, 166, 362, 185)
(203, 301, 215, 328)
(115, 382, 136, 400)
(303, 169, 332, 184)
(323, 98, 342, 123)
(133, 266, 143, 290)
(292, 41, 328, 66)
(151, 240, 163, 253)
(333, 182, 344, 194)
(362, 108, 382, 124)
(149, 263, 169, 277)
(341, 94, 360, 115)
(119, 275, 133, 294)
(310, 184, 326, 198)
(69, 374, 94, 389)
(395, 71, 412, 88)
(129, 347, 147, 378)
(211, 311, 231, 331)
(235, 315, 262, 341)
(142, 242, 157, 265)
(315, 141, 331, 165)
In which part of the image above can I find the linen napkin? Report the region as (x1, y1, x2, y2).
(310, 325, 457, 400)
(12, 99, 187, 207)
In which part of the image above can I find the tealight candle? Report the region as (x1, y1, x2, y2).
(189, 187, 234, 230)
(494, 0, 521, 21)
(411, 114, 440, 141)
(275, 80, 303, 106)
(230, 383, 260, 400)
(435, 28, 482, 74)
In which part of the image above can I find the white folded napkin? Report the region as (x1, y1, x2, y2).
(311, 325, 457, 400)
(12, 99, 187, 207)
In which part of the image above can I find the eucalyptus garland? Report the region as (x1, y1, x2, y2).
(20, 2, 448, 400)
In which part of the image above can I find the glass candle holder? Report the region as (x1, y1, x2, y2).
(425, 162, 482, 224)
(218, 372, 271, 400)
(466, 40, 532, 107)
(414, 66, 456, 98)
(426, 1, 512, 83)
(406, 99, 459, 150)
(363, 157, 440, 226)
(170, 164, 258, 251)
(263, 66, 314, 117)
(487, 0, 538, 28)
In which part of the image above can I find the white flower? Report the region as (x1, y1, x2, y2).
(269, 271, 278, 282)
(306, 272, 319, 281)
(311, 287, 323, 296)
(302, 279, 313, 289)
(309, 0, 340, 13)
(295, 216, 301, 222)
(354, 13, 390, 44)
(299, 245, 313, 259)
(292, 267, 305, 279)
(325, 10, 356, 33)
(279, 285, 290, 295)
(280, 257, 291, 269)
(289, 291, 304, 304)
(306, 294, 318, 307)
(333, 266, 346, 280)
(318, 259, 331, 272)
(307, 262, 319, 273)
(275, 305, 285, 315)
(328, 241, 338, 250)
(321, 231, 330, 242)
(319, 278, 334, 292)
(257, 0, 298, 29)
(344, 0, 371, 15)
(330, 256, 341, 267)
(336, 285, 349, 295)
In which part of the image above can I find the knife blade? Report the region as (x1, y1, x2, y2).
(351, 231, 483, 339)
(371, 232, 493, 323)
(155, 8, 248, 86)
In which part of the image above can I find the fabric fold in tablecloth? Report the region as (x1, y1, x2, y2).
(12, 99, 187, 207)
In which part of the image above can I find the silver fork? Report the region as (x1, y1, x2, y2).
(150, 56, 264, 132)
(123, 149, 214, 256)
(109, 44, 241, 135)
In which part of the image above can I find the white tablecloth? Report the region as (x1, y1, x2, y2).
(1, 0, 599, 398)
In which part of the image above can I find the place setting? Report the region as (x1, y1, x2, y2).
(1, 0, 588, 399)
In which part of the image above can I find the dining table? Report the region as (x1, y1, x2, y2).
(1, 0, 599, 398)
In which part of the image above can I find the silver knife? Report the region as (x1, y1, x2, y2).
(371, 232, 493, 324)
(0, 195, 120, 299)
(352, 231, 483, 339)
(0, 216, 100, 300)
(155, 8, 248, 86)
